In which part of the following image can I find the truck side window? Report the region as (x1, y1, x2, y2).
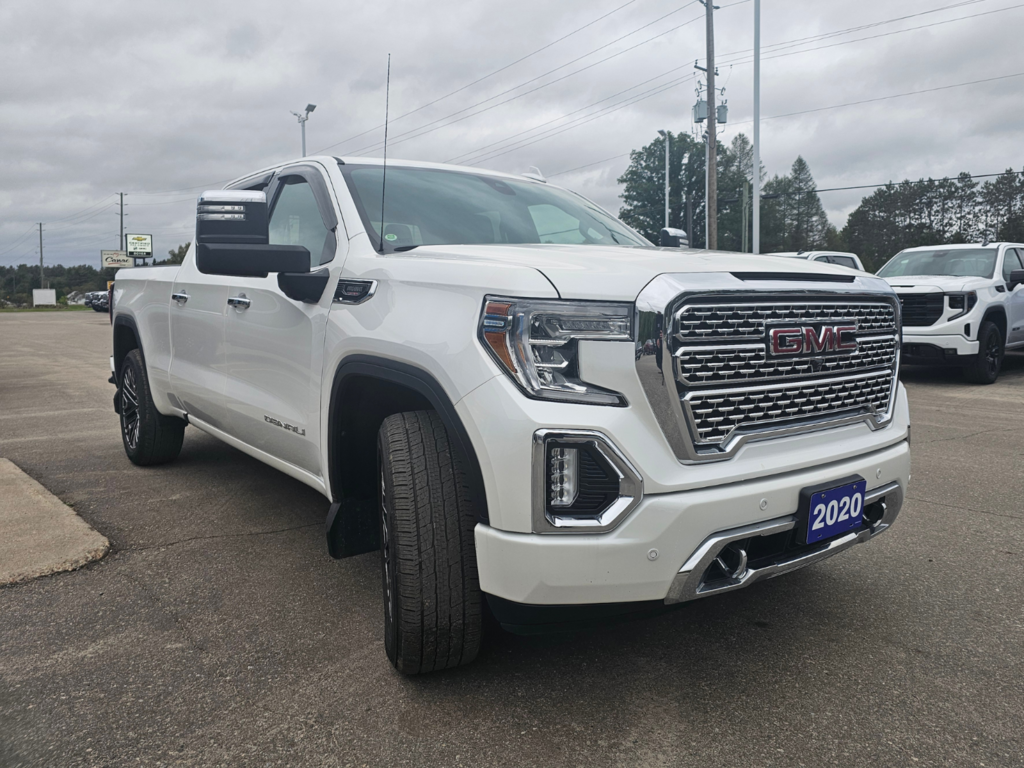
(269, 179, 332, 268)
(832, 255, 857, 269)
(1003, 249, 1024, 284)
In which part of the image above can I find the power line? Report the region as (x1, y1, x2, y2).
(445, 67, 695, 164)
(731, 70, 1024, 125)
(452, 0, 1016, 170)
(464, 74, 698, 166)
(715, 2, 1024, 69)
(549, 154, 633, 177)
(336, 1, 722, 157)
(705, 0, 991, 65)
(313, 0, 643, 153)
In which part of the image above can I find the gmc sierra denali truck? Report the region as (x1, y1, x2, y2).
(877, 243, 1024, 384)
(111, 156, 911, 674)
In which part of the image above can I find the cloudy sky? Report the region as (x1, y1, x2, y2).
(2, 0, 1023, 267)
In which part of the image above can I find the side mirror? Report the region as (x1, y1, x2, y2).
(196, 190, 269, 245)
(659, 227, 689, 248)
(1011, 269, 1024, 290)
(193, 189, 325, 302)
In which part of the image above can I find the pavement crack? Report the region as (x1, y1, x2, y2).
(125, 522, 322, 552)
(907, 495, 1023, 521)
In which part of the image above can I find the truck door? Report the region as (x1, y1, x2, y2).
(167, 248, 231, 429)
(1005, 248, 1024, 345)
(220, 164, 339, 475)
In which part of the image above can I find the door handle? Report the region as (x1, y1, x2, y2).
(227, 294, 251, 310)
(171, 292, 189, 305)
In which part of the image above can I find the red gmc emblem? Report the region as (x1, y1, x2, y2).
(769, 325, 858, 356)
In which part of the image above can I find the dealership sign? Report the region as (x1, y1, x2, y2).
(126, 234, 153, 258)
(101, 250, 133, 269)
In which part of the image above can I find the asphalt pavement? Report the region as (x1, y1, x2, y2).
(1, 311, 1022, 768)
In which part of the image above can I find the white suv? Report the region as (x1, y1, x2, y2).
(769, 251, 865, 271)
(878, 243, 1024, 383)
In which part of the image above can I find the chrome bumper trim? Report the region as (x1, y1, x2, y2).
(664, 481, 903, 605)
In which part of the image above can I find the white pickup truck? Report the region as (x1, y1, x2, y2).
(877, 243, 1024, 383)
(111, 156, 911, 674)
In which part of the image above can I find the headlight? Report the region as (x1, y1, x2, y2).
(479, 297, 633, 406)
(947, 291, 977, 320)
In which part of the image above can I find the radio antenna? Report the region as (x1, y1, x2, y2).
(379, 53, 391, 253)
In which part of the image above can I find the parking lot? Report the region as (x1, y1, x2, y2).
(1, 311, 1022, 767)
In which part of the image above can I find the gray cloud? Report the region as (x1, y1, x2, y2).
(2, 0, 1023, 266)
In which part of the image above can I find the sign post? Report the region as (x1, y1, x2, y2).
(126, 234, 153, 264)
(101, 250, 132, 269)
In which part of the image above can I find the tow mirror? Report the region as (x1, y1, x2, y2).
(1010, 269, 1024, 290)
(192, 189, 327, 303)
(196, 190, 269, 245)
(660, 227, 689, 248)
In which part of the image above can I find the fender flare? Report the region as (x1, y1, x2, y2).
(326, 355, 489, 525)
(112, 314, 143, 380)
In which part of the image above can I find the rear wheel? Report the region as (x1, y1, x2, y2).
(963, 321, 1004, 384)
(377, 411, 482, 674)
(119, 349, 185, 465)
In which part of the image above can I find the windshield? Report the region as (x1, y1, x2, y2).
(339, 164, 651, 252)
(877, 248, 997, 279)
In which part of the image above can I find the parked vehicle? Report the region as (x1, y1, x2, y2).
(877, 243, 1024, 383)
(109, 156, 911, 673)
(84, 290, 109, 312)
(768, 251, 865, 271)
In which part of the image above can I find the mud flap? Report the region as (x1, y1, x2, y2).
(326, 499, 380, 559)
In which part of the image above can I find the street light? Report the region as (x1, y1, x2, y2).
(657, 129, 670, 230)
(291, 103, 317, 157)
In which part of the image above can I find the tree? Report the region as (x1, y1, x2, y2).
(158, 242, 190, 265)
(618, 131, 707, 246)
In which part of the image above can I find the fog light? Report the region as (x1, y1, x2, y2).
(549, 447, 578, 507)
(533, 430, 644, 533)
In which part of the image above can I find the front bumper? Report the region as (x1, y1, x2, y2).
(903, 332, 978, 358)
(475, 439, 910, 606)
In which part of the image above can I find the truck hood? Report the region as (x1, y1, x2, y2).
(882, 275, 990, 293)
(398, 244, 864, 301)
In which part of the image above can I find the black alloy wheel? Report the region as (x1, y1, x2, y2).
(121, 365, 141, 450)
(963, 320, 1004, 384)
(118, 349, 186, 465)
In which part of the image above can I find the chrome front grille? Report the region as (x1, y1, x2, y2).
(634, 277, 902, 464)
(684, 370, 895, 444)
(676, 302, 897, 342)
(676, 335, 898, 385)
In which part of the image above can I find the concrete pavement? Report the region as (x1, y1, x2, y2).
(0, 458, 108, 585)
(0, 311, 1022, 767)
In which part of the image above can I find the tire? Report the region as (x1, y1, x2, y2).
(963, 321, 1004, 384)
(119, 349, 185, 465)
(377, 411, 482, 674)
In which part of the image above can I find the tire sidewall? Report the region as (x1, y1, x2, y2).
(377, 439, 401, 667)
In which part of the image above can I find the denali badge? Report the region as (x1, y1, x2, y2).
(769, 325, 858, 356)
(264, 415, 306, 436)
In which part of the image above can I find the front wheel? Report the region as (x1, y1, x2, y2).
(963, 321, 1004, 384)
(119, 349, 185, 465)
(377, 411, 482, 674)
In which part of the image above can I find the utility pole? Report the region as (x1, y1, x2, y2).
(704, 0, 718, 250)
(752, 0, 761, 254)
(38, 223, 44, 289)
(657, 130, 670, 230)
(119, 193, 125, 252)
